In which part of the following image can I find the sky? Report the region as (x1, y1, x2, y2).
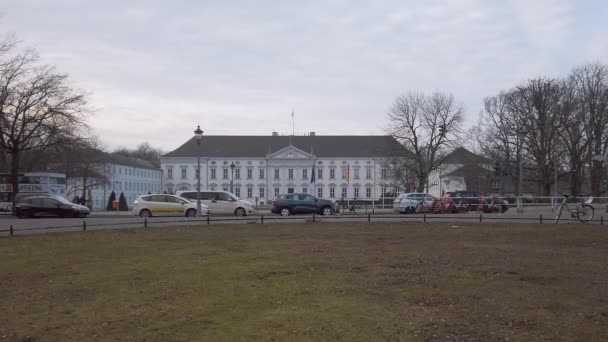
(2, 0, 608, 151)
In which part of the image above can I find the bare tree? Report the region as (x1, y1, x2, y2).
(113, 142, 163, 167)
(569, 63, 608, 196)
(0, 42, 89, 203)
(387, 91, 465, 192)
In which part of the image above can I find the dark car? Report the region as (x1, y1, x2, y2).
(15, 195, 90, 218)
(271, 193, 336, 216)
(444, 191, 508, 213)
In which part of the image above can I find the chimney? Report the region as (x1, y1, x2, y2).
(272, 132, 278, 136)
(309, 132, 316, 136)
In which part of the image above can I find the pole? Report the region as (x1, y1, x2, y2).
(230, 167, 234, 193)
(197, 143, 202, 217)
(553, 164, 558, 210)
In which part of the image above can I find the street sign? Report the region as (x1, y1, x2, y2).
(593, 155, 608, 161)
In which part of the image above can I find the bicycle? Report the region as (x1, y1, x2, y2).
(334, 196, 367, 215)
(554, 193, 594, 223)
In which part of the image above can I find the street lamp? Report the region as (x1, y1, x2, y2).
(230, 162, 235, 193)
(516, 129, 526, 213)
(194, 125, 203, 217)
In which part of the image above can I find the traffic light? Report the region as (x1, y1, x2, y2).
(493, 162, 501, 176)
(439, 124, 446, 137)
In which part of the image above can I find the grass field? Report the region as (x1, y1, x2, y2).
(1, 223, 608, 341)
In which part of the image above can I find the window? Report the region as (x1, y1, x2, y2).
(341, 167, 346, 179)
(247, 169, 252, 179)
(195, 168, 200, 179)
(247, 188, 253, 198)
(298, 194, 315, 202)
(354, 168, 359, 179)
(317, 188, 323, 198)
(181, 168, 187, 179)
(167, 168, 173, 179)
(235, 188, 241, 197)
(341, 187, 347, 198)
(235, 169, 241, 179)
(274, 188, 280, 197)
(302, 169, 308, 180)
(354, 188, 359, 198)
(287, 188, 294, 194)
(491, 180, 500, 189)
(288, 169, 294, 180)
(302, 187, 307, 194)
(274, 169, 280, 179)
(381, 169, 387, 179)
(366, 187, 372, 198)
(366, 168, 372, 179)
(259, 188, 265, 198)
(119, 168, 122, 175)
(223, 187, 229, 192)
(330, 169, 335, 179)
(223, 169, 228, 179)
(211, 169, 216, 179)
(259, 169, 265, 179)
(318, 169, 323, 179)
(381, 187, 387, 196)
(330, 187, 335, 198)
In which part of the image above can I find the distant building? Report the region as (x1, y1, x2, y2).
(427, 148, 493, 197)
(67, 154, 162, 210)
(160, 133, 409, 202)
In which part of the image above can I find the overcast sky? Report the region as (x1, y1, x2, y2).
(3, 0, 608, 151)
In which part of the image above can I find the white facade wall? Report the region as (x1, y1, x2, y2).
(161, 147, 395, 202)
(70, 163, 162, 210)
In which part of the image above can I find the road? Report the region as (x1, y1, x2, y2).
(1, 205, 606, 236)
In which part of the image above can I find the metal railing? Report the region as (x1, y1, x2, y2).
(1, 211, 606, 237)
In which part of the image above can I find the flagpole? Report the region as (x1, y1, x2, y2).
(292, 107, 295, 136)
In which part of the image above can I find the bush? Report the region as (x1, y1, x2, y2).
(106, 191, 116, 211)
(118, 192, 129, 211)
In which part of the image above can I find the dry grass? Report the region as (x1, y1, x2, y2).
(1, 223, 608, 341)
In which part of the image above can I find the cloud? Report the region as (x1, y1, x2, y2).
(2, 0, 604, 150)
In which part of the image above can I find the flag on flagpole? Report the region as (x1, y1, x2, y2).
(346, 164, 350, 185)
(310, 161, 316, 184)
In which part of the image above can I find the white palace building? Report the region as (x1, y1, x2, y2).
(160, 133, 409, 204)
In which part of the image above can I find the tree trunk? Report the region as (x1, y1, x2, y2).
(591, 160, 602, 197)
(10, 149, 20, 212)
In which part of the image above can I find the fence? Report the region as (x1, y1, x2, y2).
(1, 211, 606, 237)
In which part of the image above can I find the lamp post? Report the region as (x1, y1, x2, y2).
(230, 162, 235, 194)
(194, 125, 203, 217)
(516, 129, 526, 213)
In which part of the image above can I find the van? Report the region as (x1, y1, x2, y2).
(175, 190, 256, 216)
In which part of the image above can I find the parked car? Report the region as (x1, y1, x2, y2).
(176, 190, 256, 216)
(271, 193, 336, 216)
(132, 194, 209, 217)
(393, 193, 437, 214)
(444, 191, 485, 209)
(15, 195, 90, 218)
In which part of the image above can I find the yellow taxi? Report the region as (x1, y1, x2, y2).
(132, 194, 209, 217)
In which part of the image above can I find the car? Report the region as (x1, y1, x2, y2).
(444, 191, 485, 210)
(15, 195, 90, 218)
(176, 190, 256, 216)
(132, 194, 209, 218)
(271, 193, 337, 216)
(392, 193, 436, 214)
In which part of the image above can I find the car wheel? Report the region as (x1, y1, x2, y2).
(280, 207, 291, 216)
(140, 209, 152, 218)
(186, 209, 196, 217)
(234, 207, 246, 216)
(321, 206, 332, 216)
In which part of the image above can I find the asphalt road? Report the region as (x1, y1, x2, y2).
(1, 205, 606, 236)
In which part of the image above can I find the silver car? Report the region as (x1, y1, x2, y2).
(393, 193, 436, 214)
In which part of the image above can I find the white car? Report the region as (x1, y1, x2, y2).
(132, 194, 209, 217)
(176, 190, 256, 216)
(393, 193, 436, 214)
